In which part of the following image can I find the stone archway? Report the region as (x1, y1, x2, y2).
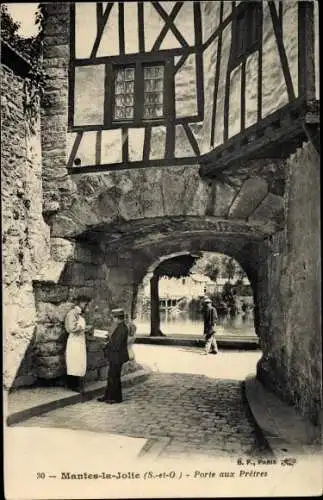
(136, 249, 255, 338)
(29, 213, 268, 385)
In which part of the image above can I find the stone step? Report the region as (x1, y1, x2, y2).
(6, 368, 151, 426)
(244, 376, 322, 457)
(135, 335, 260, 349)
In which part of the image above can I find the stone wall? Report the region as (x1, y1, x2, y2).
(1, 63, 51, 390)
(40, 2, 76, 214)
(255, 142, 321, 425)
(32, 239, 104, 380)
(30, 238, 140, 382)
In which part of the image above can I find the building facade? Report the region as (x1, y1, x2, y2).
(2, 2, 321, 425)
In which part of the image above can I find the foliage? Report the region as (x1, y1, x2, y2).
(155, 254, 200, 279)
(191, 252, 247, 282)
(223, 257, 236, 282)
(191, 253, 221, 282)
(1, 4, 48, 132)
(1, 4, 21, 43)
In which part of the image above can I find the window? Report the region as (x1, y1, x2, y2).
(143, 65, 164, 119)
(231, 2, 262, 66)
(114, 67, 135, 120)
(113, 63, 165, 123)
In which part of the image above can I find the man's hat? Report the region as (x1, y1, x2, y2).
(203, 296, 212, 303)
(111, 308, 125, 319)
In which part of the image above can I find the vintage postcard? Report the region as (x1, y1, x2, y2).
(2, 1, 322, 499)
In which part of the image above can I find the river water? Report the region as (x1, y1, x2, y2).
(136, 310, 256, 337)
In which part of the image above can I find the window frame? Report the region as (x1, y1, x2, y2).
(112, 64, 136, 123)
(230, 2, 262, 69)
(110, 57, 172, 127)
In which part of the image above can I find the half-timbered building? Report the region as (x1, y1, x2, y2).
(3, 2, 321, 430)
(67, 1, 320, 173)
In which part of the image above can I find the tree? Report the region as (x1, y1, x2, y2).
(1, 4, 21, 45)
(192, 253, 221, 282)
(1, 4, 42, 60)
(207, 266, 220, 282)
(224, 257, 236, 282)
(1, 4, 48, 132)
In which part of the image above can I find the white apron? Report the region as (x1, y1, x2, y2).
(127, 322, 136, 361)
(65, 311, 86, 377)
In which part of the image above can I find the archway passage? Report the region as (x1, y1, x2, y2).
(148, 253, 201, 336)
(136, 252, 256, 340)
(69, 216, 265, 344)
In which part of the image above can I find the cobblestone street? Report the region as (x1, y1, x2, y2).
(16, 346, 269, 461)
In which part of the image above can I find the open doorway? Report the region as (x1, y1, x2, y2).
(135, 252, 256, 339)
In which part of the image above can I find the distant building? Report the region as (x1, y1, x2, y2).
(205, 277, 250, 294)
(143, 273, 211, 300)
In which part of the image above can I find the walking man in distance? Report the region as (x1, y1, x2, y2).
(203, 297, 219, 355)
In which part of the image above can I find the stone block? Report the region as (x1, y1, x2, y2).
(44, 22, 69, 36)
(60, 262, 106, 286)
(74, 245, 95, 264)
(36, 341, 66, 357)
(34, 261, 65, 284)
(84, 369, 99, 383)
(228, 177, 268, 219)
(37, 302, 74, 323)
(43, 58, 69, 70)
(214, 182, 238, 217)
(35, 355, 66, 379)
(43, 44, 69, 59)
(249, 193, 284, 221)
(34, 284, 69, 303)
(12, 375, 36, 389)
(87, 351, 106, 370)
(99, 366, 108, 380)
(86, 338, 105, 352)
(121, 360, 140, 376)
(51, 237, 75, 262)
(68, 287, 95, 302)
(36, 323, 67, 343)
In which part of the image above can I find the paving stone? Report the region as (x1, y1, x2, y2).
(16, 370, 269, 459)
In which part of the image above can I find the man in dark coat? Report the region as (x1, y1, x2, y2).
(97, 310, 129, 404)
(203, 297, 219, 355)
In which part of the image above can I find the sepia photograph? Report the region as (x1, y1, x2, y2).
(2, 1, 321, 498)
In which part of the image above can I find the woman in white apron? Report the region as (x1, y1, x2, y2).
(126, 314, 137, 361)
(64, 304, 87, 394)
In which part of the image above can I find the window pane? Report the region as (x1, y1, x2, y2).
(154, 79, 164, 91)
(116, 70, 125, 82)
(114, 66, 135, 120)
(125, 81, 134, 93)
(143, 64, 164, 119)
(154, 66, 164, 78)
(115, 81, 125, 94)
(115, 95, 126, 106)
(125, 107, 134, 119)
(155, 105, 163, 117)
(144, 67, 153, 78)
(125, 68, 135, 81)
(144, 80, 154, 92)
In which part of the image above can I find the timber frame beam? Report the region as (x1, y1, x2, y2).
(199, 99, 320, 179)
